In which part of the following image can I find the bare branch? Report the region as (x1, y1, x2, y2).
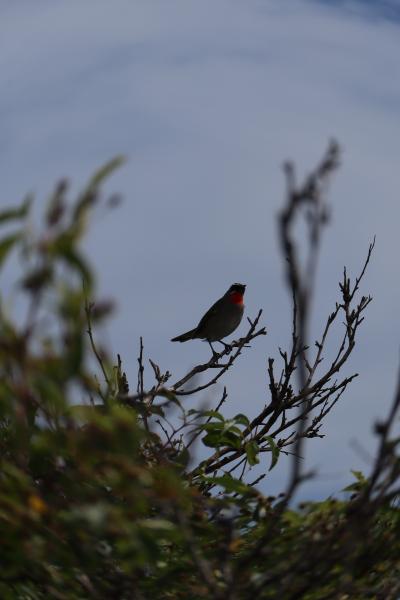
(172, 310, 266, 395)
(84, 296, 110, 392)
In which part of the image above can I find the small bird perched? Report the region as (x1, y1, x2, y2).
(171, 283, 246, 354)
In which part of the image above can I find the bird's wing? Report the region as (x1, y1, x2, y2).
(196, 297, 223, 331)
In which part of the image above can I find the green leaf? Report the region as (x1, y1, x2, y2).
(202, 422, 224, 432)
(221, 431, 242, 449)
(350, 469, 367, 483)
(202, 428, 242, 449)
(202, 431, 223, 448)
(245, 441, 260, 466)
(0, 197, 31, 224)
(60, 247, 94, 288)
(74, 156, 125, 223)
(200, 474, 252, 495)
(217, 477, 249, 495)
(86, 155, 125, 191)
(201, 410, 225, 421)
(0, 233, 21, 269)
(21, 266, 53, 292)
(221, 421, 242, 437)
(234, 413, 250, 426)
(342, 469, 368, 493)
(201, 419, 244, 449)
(263, 435, 280, 471)
(46, 181, 67, 227)
(174, 446, 190, 469)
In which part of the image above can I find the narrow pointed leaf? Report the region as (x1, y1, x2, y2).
(0, 233, 21, 268)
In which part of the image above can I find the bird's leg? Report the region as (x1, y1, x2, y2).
(207, 340, 219, 358)
(218, 340, 232, 353)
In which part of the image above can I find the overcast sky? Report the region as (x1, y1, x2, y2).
(1, 0, 400, 500)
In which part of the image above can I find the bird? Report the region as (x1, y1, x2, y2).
(171, 283, 246, 354)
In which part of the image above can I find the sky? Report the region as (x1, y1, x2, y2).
(1, 0, 400, 500)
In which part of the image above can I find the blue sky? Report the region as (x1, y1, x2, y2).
(1, 0, 400, 499)
(317, 0, 400, 20)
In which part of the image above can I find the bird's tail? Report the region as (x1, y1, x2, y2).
(171, 328, 198, 342)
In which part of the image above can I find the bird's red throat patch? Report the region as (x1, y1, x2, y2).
(229, 292, 244, 305)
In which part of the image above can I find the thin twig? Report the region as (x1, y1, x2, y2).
(84, 296, 110, 390)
